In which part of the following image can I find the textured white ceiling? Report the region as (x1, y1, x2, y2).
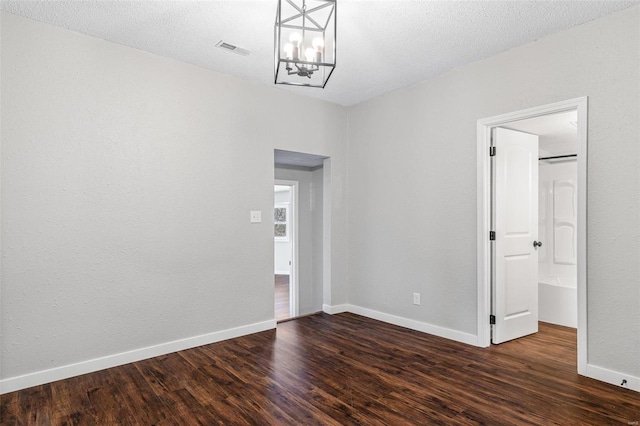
(1, 1, 637, 106)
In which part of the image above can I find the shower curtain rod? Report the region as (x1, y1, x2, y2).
(539, 154, 577, 161)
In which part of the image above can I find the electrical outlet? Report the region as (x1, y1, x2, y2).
(413, 292, 421, 305)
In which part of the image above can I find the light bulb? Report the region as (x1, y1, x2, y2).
(283, 43, 293, 59)
(289, 32, 302, 46)
(312, 37, 324, 62)
(304, 47, 315, 62)
(312, 37, 324, 51)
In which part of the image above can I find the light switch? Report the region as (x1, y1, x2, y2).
(250, 211, 262, 223)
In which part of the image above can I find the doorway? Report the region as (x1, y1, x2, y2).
(502, 111, 579, 331)
(477, 97, 588, 374)
(274, 149, 328, 323)
(274, 181, 298, 321)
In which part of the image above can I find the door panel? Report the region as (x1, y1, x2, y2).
(493, 127, 539, 344)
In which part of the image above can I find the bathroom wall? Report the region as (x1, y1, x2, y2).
(538, 159, 578, 327)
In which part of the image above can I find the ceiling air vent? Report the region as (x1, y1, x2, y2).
(215, 40, 250, 56)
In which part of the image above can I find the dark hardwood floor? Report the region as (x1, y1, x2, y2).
(2, 313, 638, 425)
(274, 274, 290, 322)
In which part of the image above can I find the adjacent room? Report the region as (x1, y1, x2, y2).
(1, 1, 639, 424)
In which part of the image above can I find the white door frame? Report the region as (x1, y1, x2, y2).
(275, 179, 299, 317)
(476, 97, 588, 374)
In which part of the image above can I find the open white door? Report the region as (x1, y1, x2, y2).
(492, 127, 540, 344)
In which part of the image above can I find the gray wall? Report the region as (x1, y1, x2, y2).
(0, 12, 348, 380)
(346, 6, 639, 376)
(275, 166, 324, 316)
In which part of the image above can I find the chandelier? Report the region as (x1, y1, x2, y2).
(274, 0, 336, 88)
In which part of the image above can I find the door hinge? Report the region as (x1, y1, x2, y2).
(490, 315, 496, 325)
(489, 146, 496, 156)
(490, 231, 496, 241)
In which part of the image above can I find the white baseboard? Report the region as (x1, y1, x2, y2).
(322, 303, 349, 314)
(5, 311, 635, 395)
(340, 305, 638, 393)
(274, 270, 290, 276)
(0, 319, 276, 395)
(347, 304, 479, 347)
(322, 303, 478, 346)
(584, 363, 640, 393)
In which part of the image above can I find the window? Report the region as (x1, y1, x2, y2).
(274, 203, 289, 241)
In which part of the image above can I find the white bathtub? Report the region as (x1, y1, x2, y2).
(539, 276, 577, 328)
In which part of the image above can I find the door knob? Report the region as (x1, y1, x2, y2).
(533, 241, 542, 248)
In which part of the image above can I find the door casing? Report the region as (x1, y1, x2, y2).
(476, 97, 588, 374)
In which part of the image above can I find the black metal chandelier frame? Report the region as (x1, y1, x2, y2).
(274, 0, 336, 88)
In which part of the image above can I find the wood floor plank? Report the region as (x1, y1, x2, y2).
(49, 377, 94, 426)
(108, 364, 177, 425)
(2, 313, 639, 425)
(64, 411, 102, 426)
(157, 387, 230, 426)
(275, 274, 290, 321)
(82, 370, 137, 426)
(1, 384, 54, 426)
